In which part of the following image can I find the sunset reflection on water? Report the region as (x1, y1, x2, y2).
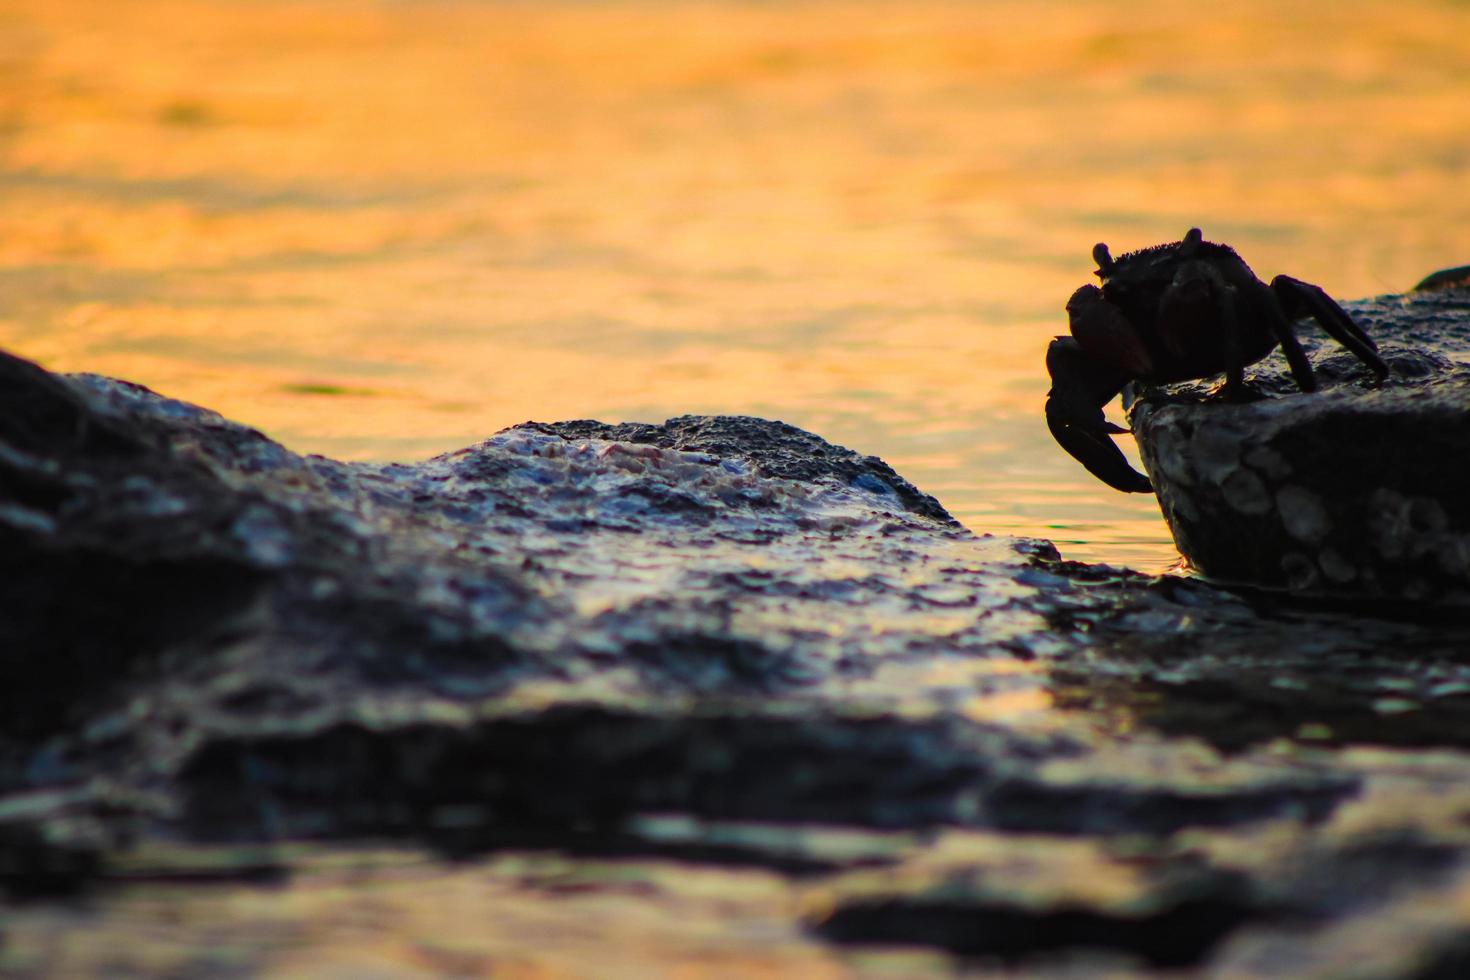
(2, 0, 1467, 567)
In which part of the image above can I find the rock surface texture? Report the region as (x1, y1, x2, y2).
(5, 347, 1470, 977)
(1130, 280, 1470, 602)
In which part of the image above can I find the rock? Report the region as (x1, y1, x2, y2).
(6, 346, 1470, 975)
(1129, 282, 1470, 602)
(1415, 264, 1470, 293)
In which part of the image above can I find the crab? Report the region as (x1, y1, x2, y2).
(1045, 228, 1390, 493)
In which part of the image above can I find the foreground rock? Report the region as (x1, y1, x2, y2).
(5, 348, 1470, 977)
(1130, 280, 1470, 602)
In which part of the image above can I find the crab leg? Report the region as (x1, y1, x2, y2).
(1218, 281, 1247, 398)
(1045, 336, 1153, 493)
(1270, 275, 1389, 380)
(1261, 292, 1318, 393)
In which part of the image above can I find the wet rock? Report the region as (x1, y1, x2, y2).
(0, 821, 103, 900)
(806, 831, 1264, 968)
(525, 416, 955, 525)
(805, 821, 1470, 974)
(6, 346, 1470, 976)
(1129, 283, 1470, 601)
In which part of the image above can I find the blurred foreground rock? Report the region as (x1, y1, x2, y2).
(1130, 278, 1470, 602)
(5, 347, 1470, 977)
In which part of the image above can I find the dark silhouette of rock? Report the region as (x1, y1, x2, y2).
(1130, 282, 1470, 601)
(6, 346, 1470, 975)
(1415, 264, 1470, 293)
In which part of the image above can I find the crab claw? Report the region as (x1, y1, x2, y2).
(1045, 337, 1153, 494)
(1270, 274, 1389, 381)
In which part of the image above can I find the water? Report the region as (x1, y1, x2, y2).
(1, 0, 1467, 568)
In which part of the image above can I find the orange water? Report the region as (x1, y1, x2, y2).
(2, 0, 1467, 567)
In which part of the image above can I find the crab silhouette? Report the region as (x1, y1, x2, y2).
(1045, 228, 1390, 493)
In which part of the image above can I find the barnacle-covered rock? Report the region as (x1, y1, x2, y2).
(1130, 278, 1470, 602)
